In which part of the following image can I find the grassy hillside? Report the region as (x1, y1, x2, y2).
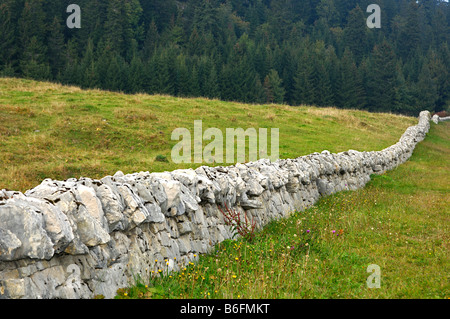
(1, 77, 447, 299)
(0, 77, 417, 192)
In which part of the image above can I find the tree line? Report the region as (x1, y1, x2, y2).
(0, 0, 449, 115)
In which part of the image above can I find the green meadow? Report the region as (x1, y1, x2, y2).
(1, 77, 416, 192)
(0, 77, 447, 299)
(117, 121, 449, 299)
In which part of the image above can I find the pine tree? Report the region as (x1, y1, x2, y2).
(187, 27, 203, 56)
(57, 39, 81, 85)
(19, 0, 47, 46)
(128, 53, 144, 93)
(75, 0, 108, 53)
(339, 48, 365, 109)
(343, 5, 368, 65)
(251, 74, 267, 104)
(104, 0, 141, 59)
(0, 2, 16, 73)
(19, 0, 50, 79)
(394, 62, 416, 115)
(190, 65, 201, 97)
(105, 54, 128, 92)
(204, 63, 220, 99)
(153, 49, 174, 95)
(292, 51, 315, 106)
(80, 39, 99, 89)
(47, 16, 66, 77)
(398, 1, 421, 61)
(174, 54, 189, 96)
(317, 0, 341, 28)
(264, 69, 285, 104)
(366, 40, 397, 112)
(20, 36, 51, 80)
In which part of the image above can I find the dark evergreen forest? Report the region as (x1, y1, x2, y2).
(1, 0, 449, 115)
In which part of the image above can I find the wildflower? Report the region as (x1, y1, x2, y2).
(332, 230, 336, 234)
(232, 275, 237, 279)
(235, 257, 239, 261)
(306, 230, 310, 233)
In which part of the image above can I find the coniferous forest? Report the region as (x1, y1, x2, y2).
(0, 0, 449, 115)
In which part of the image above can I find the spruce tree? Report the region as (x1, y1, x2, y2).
(80, 39, 99, 89)
(143, 19, 159, 61)
(343, 5, 368, 65)
(19, 0, 50, 79)
(204, 63, 220, 99)
(20, 36, 51, 80)
(174, 54, 190, 97)
(398, 1, 421, 61)
(366, 40, 397, 112)
(264, 69, 285, 104)
(339, 48, 365, 109)
(47, 16, 66, 78)
(0, 2, 16, 72)
(252, 74, 267, 104)
(127, 53, 144, 93)
(292, 52, 315, 106)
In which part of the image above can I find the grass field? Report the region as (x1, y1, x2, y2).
(116, 121, 449, 299)
(0, 77, 416, 192)
(0, 77, 447, 299)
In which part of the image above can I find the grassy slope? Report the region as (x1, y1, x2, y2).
(118, 121, 449, 300)
(0, 77, 417, 192)
(0, 77, 447, 299)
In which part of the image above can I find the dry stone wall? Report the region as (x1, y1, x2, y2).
(0, 111, 434, 299)
(432, 114, 450, 124)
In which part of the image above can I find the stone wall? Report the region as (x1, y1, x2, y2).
(0, 111, 434, 299)
(432, 114, 450, 124)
